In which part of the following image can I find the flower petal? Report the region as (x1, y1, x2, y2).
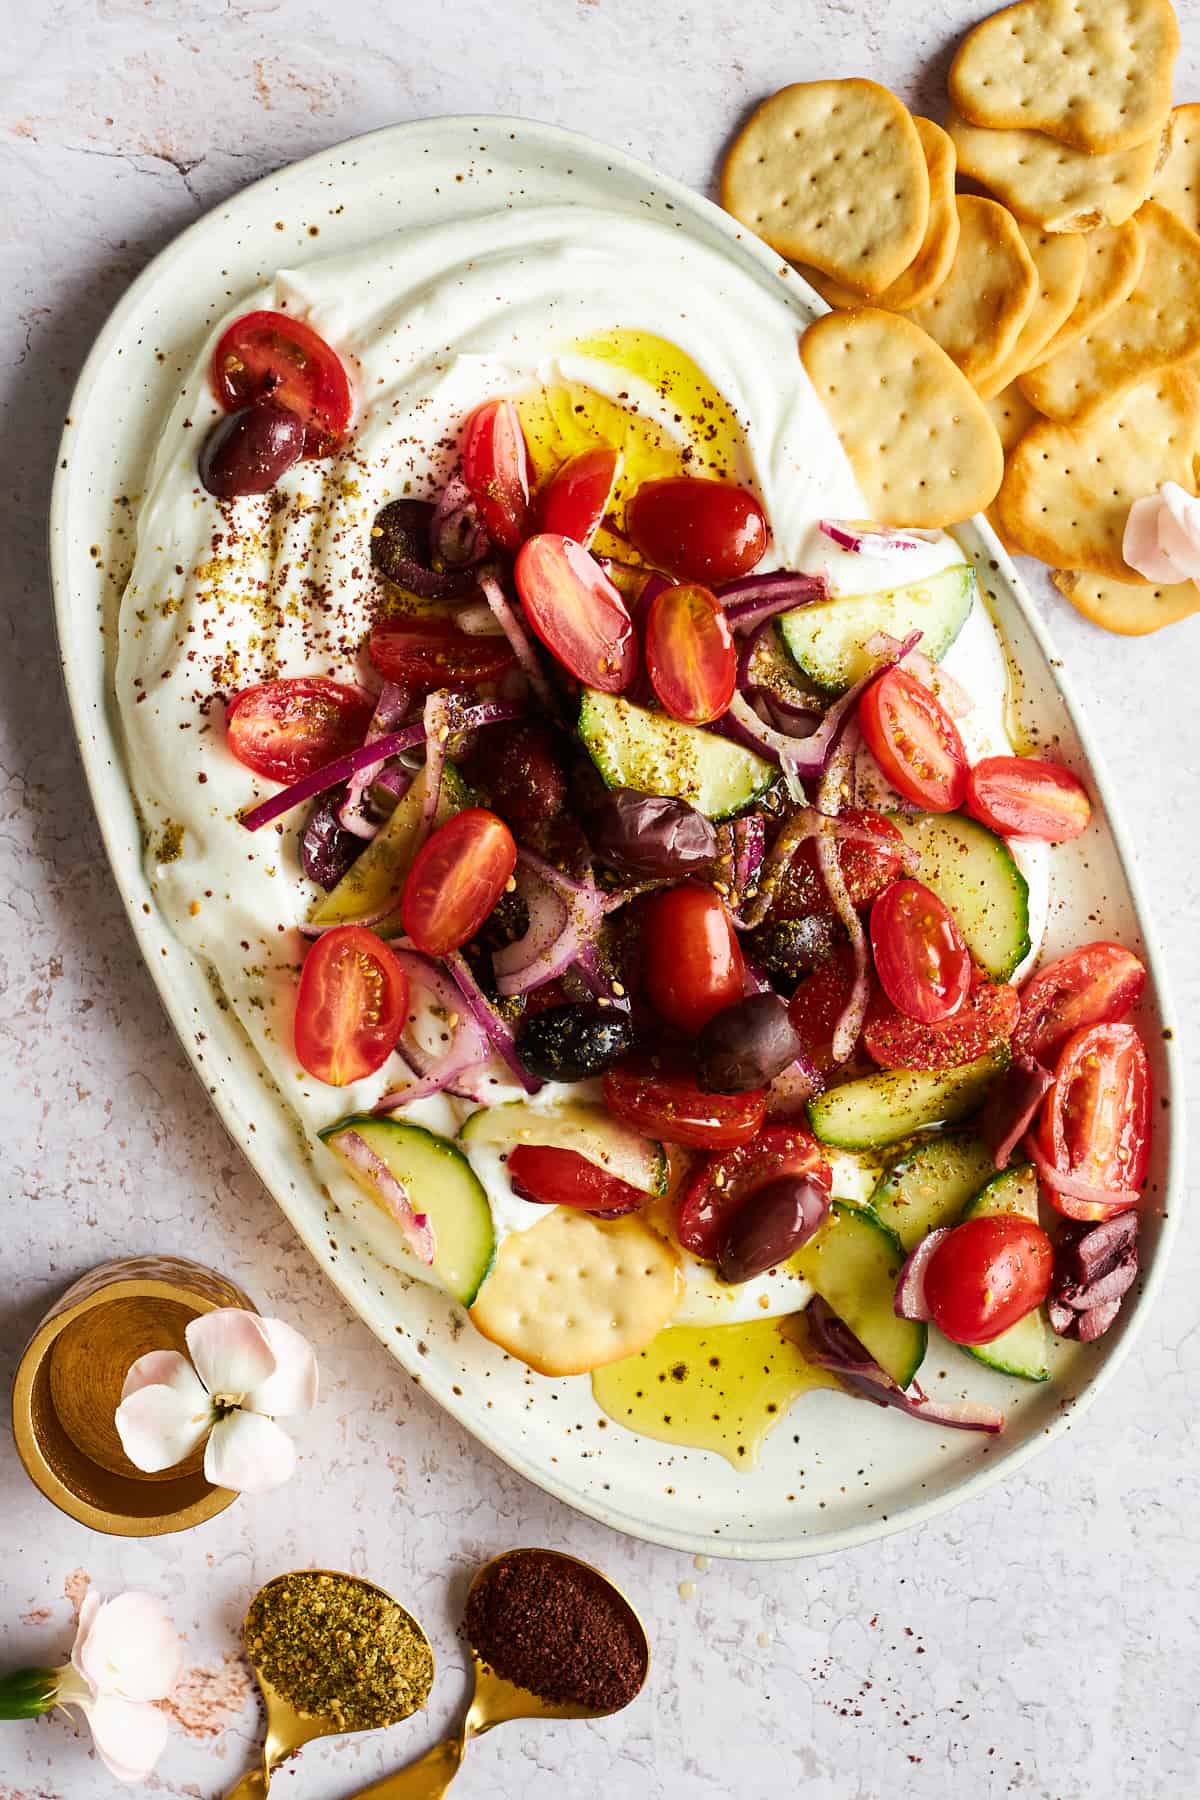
(81, 1694, 169, 1784)
(114, 1383, 213, 1475)
(1123, 495, 1180, 582)
(69, 1592, 102, 1696)
(76, 1593, 182, 1703)
(120, 1349, 207, 1406)
(186, 1308, 276, 1399)
(204, 1410, 297, 1495)
(243, 1317, 319, 1418)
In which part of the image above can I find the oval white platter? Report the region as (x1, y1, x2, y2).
(50, 116, 1182, 1558)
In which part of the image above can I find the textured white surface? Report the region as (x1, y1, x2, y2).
(0, 3, 1197, 1796)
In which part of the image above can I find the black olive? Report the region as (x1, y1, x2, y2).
(695, 992, 805, 1093)
(300, 790, 362, 891)
(717, 1176, 830, 1284)
(199, 402, 304, 498)
(749, 914, 839, 981)
(518, 1004, 635, 1082)
(587, 787, 721, 879)
(370, 498, 475, 599)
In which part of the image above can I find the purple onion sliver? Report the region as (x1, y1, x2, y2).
(894, 1227, 951, 1322)
(444, 951, 543, 1095)
(430, 473, 490, 569)
(979, 1056, 1054, 1170)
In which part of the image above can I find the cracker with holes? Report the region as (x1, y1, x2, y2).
(799, 309, 1004, 527)
(1026, 217, 1146, 367)
(1053, 567, 1200, 634)
(1020, 201, 1200, 421)
(983, 380, 1042, 452)
(802, 117, 960, 311)
(720, 80, 929, 295)
(469, 1207, 683, 1377)
(904, 196, 1038, 391)
(947, 110, 1166, 234)
(977, 224, 1085, 396)
(949, 0, 1178, 155)
(993, 366, 1200, 577)
(1150, 103, 1200, 232)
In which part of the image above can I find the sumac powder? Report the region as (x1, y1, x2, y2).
(464, 1549, 647, 1711)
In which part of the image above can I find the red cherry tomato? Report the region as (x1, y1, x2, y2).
(924, 1215, 1054, 1345)
(538, 447, 621, 547)
(642, 884, 745, 1034)
(626, 477, 768, 584)
(211, 310, 353, 458)
(294, 926, 407, 1087)
(1036, 1021, 1150, 1219)
(787, 943, 857, 1074)
(400, 808, 517, 957)
(858, 666, 968, 812)
(644, 583, 737, 725)
(460, 398, 532, 551)
(864, 978, 1018, 1071)
(603, 1057, 767, 1149)
(870, 879, 971, 1024)
(514, 533, 637, 692)
(506, 1144, 644, 1216)
(1013, 942, 1146, 1065)
(676, 1125, 831, 1260)
(367, 617, 514, 689)
(966, 756, 1092, 841)
(771, 809, 905, 919)
(226, 678, 374, 783)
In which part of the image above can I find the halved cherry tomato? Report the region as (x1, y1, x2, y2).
(676, 1124, 831, 1259)
(642, 884, 744, 1033)
(870, 879, 971, 1024)
(514, 533, 637, 692)
(787, 942, 857, 1073)
(603, 1056, 768, 1149)
(538, 447, 621, 547)
(770, 809, 905, 919)
(966, 756, 1092, 841)
(644, 583, 737, 725)
(626, 477, 768, 584)
(1013, 942, 1147, 1064)
(924, 1215, 1054, 1345)
(367, 617, 514, 689)
(211, 310, 353, 457)
(858, 666, 968, 812)
(226, 678, 374, 783)
(507, 1144, 644, 1216)
(864, 977, 1018, 1071)
(1035, 1021, 1150, 1219)
(294, 925, 407, 1086)
(400, 808, 517, 957)
(460, 398, 532, 551)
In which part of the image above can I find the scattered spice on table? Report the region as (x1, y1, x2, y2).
(464, 1549, 647, 1712)
(244, 1571, 432, 1730)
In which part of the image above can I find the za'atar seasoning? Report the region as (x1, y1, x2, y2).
(464, 1549, 647, 1711)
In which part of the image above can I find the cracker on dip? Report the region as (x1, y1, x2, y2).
(947, 109, 1166, 234)
(905, 195, 1039, 393)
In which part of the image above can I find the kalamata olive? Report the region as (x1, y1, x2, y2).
(460, 721, 567, 834)
(588, 787, 720, 879)
(300, 790, 362, 891)
(370, 498, 475, 599)
(695, 991, 805, 1093)
(751, 914, 838, 981)
(199, 402, 304, 498)
(518, 1003, 635, 1082)
(717, 1176, 830, 1284)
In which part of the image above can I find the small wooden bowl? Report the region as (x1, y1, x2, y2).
(11, 1255, 258, 1537)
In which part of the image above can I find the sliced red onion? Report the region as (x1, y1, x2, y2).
(894, 1228, 952, 1321)
(332, 1129, 435, 1264)
(864, 631, 974, 717)
(374, 951, 488, 1109)
(572, 939, 632, 1012)
(804, 1299, 1004, 1433)
(819, 520, 941, 554)
(1024, 1133, 1140, 1213)
(479, 570, 558, 712)
(430, 473, 489, 570)
(732, 812, 766, 899)
(719, 570, 828, 634)
(979, 1056, 1054, 1170)
(339, 682, 413, 838)
(444, 950, 543, 1094)
(764, 1054, 823, 1119)
(816, 738, 870, 1065)
(736, 796, 916, 931)
(415, 689, 456, 851)
(494, 851, 605, 997)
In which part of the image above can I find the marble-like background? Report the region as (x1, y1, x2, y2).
(1, 3, 1197, 1795)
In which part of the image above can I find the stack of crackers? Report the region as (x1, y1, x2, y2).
(721, 0, 1200, 637)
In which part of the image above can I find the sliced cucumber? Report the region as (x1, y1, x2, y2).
(889, 810, 1030, 981)
(779, 564, 975, 695)
(958, 1163, 1050, 1381)
(794, 1201, 926, 1387)
(458, 1101, 667, 1195)
(306, 763, 469, 934)
(321, 1115, 496, 1306)
(578, 690, 773, 820)
(869, 1132, 996, 1252)
(808, 1048, 1010, 1151)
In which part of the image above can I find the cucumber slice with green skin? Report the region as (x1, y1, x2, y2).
(889, 811, 1030, 981)
(320, 1115, 496, 1306)
(307, 763, 469, 934)
(869, 1132, 997, 1252)
(958, 1162, 1049, 1382)
(807, 1047, 1010, 1151)
(779, 564, 975, 696)
(458, 1101, 668, 1195)
(578, 691, 773, 820)
(794, 1201, 926, 1387)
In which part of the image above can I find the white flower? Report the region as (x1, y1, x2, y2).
(114, 1309, 318, 1495)
(53, 1591, 181, 1783)
(1123, 482, 1200, 585)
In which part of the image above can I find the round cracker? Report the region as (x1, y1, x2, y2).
(1149, 103, 1200, 233)
(1022, 217, 1145, 371)
(1053, 568, 1200, 636)
(799, 308, 1004, 528)
(721, 80, 929, 296)
(983, 380, 1042, 454)
(905, 196, 1039, 392)
(975, 223, 1085, 397)
(469, 1208, 682, 1377)
(947, 109, 1165, 234)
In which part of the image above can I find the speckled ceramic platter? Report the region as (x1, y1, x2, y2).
(50, 116, 1182, 1558)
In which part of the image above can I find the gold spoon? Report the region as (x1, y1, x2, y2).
(341, 1549, 650, 1800)
(223, 1570, 434, 1799)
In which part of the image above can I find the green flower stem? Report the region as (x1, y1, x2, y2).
(0, 1667, 59, 1719)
